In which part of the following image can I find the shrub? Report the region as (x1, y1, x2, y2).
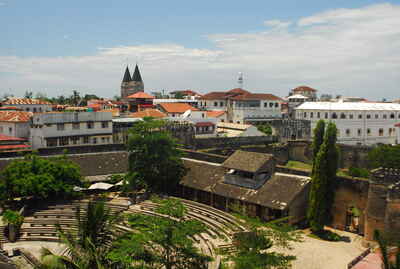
(348, 167, 370, 178)
(3, 209, 24, 226)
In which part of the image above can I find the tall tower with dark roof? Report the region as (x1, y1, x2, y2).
(120, 64, 144, 99)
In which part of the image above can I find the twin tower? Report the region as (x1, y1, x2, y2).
(120, 64, 144, 99)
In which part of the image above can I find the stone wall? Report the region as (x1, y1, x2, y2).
(194, 136, 278, 150)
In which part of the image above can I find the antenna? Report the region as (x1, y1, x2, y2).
(238, 72, 244, 88)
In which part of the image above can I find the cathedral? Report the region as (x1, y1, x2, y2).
(120, 64, 144, 99)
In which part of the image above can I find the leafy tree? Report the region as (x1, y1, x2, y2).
(0, 154, 82, 203)
(2, 209, 24, 226)
(368, 144, 400, 169)
(37, 200, 123, 269)
(126, 118, 186, 194)
(307, 122, 339, 233)
(374, 230, 400, 269)
(223, 209, 301, 269)
(311, 120, 325, 171)
(108, 198, 212, 269)
(257, 124, 273, 135)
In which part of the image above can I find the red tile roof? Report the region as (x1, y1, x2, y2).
(3, 98, 52, 105)
(126, 92, 155, 99)
(0, 111, 33, 122)
(200, 92, 228, 100)
(0, 144, 30, 150)
(195, 122, 215, 127)
(231, 93, 283, 101)
(395, 123, 400, 127)
(206, 111, 226, 118)
(130, 109, 166, 118)
(159, 103, 199, 113)
(292, 86, 317, 92)
(0, 134, 26, 141)
(227, 88, 251, 95)
(0, 106, 20, 110)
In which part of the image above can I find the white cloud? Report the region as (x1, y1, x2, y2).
(1, 3, 399, 100)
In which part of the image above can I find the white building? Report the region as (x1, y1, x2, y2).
(2, 98, 52, 113)
(0, 111, 33, 139)
(295, 102, 400, 145)
(199, 88, 282, 124)
(30, 111, 113, 149)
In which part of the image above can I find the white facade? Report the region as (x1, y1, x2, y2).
(0, 122, 30, 138)
(30, 112, 113, 149)
(296, 102, 400, 145)
(199, 99, 281, 124)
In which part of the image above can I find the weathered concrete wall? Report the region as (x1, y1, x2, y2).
(286, 140, 372, 169)
(194, 136, 278, 150)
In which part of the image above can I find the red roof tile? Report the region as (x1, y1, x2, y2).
(3, 98, 52, 105)
(0, 144, 30, 150)
(227, 88, 251, 95)
(159, 103, 199, 113)
(195, 122, 215, 127)
(231, 93, 283, 101)
(130, 109, 166, 118)
(126, 92, 155, 99)
(292, 86, 317, 92)
(0, 111, 33, 122)
(206, 111, 226, 118)
(0, 134, 26, 141)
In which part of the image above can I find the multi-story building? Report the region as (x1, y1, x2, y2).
(295, 102, 400, 145)
(0, 111, 33, 138)
(289, 86, 317, 100)
(286, 86, 318, 119)
(30, 111, 113, 149)
(199, 88, 282, 124)
(1, 98, 52, 113)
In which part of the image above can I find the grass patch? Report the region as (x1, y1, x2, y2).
(308, 230, 341, 242)
(285, 161, 312, 171)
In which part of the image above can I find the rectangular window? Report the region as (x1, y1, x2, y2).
(71, 136, 80, 145)
(220, 102, 223, 107)
(325, 112, 328, 119)
(358, 114, 363, 119)
(367, 128, 371, 136)
(92, 137, 97, 144)
(59, 137, 69, 146)
(275, 103, 279, 108)
(366, 114, 371, 119)
(264, 103, 267, 107)
(379, 128, 384, 136)
(357, 129, 362, 136)
(317, 112, 320, 118)
(87, 122, 94, 129)
(46, 138, 57, 147)
(303, 112, 307, 118)
(72, 123, 80, 129)
(83, 137, 89, 144)
(214, 102, 218, 106)
(8, 127, 12, 134)
(383, 114, 387, 119)
(375, 114, 379, 119)
(310, 112, 314, 118)
(101, 137, 105, 143)
(57, 123, 65, 131)
(346, 129, 351, 137)
(101, 122, 109, 128)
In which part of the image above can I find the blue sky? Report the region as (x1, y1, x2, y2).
(0, 1, 399, 99)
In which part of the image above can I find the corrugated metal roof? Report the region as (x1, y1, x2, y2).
(296, 102, 400, 111)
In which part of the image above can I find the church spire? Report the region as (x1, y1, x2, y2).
(132, 64, 143, 82)
(122, 66, 131, 82)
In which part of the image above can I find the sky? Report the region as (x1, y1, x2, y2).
(0, 0, 399, 100)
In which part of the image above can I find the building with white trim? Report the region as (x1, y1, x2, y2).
(295, 102, 400, 145)
(30, 111, 113, 149)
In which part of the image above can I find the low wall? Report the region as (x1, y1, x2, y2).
(194, 136, 278, 149)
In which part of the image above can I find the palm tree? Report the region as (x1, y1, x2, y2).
(374, 230, 400, 269)
(37, 200, 123, 269)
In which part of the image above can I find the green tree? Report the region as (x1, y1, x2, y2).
(374, 230, 400, 269)
(0, 154, 82, 203)
(224, 210, 301, 269)
(307, 122, 339, 233)
(37, 201, 122, 269)
(126, 118, 186, 194)
(311, 120, 325, 171)
(257, 124, 273, 135)
(368, 144, 400, 169)
(174, 92, 184, 99)
(108, 198, 212, 269)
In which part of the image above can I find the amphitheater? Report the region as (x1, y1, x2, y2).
(0, 196, 248, 268)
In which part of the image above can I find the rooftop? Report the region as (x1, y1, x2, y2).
(159, 103, 199, 113)
(0, 111, 33, 122)
(296, 102, 400, 111)
(206, 111, 226, 118)
(222, 150, 273, 173)
(130, 109, 166, 119)
(200, 88, 282, 101)
(2, 98, 52, 105)
(292, 86, 317, 92)
(0, 134, 26, 142)
(126, 92, 155, 99)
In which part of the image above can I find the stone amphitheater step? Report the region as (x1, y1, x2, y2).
(172, 197, 247, 232)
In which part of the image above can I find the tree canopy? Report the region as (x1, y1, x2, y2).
(0, 154, 82, 202)
(108, 198, 212, 269)
(126, 118, 186, 194)
(368, 144, 400, 169)
(256, 124, 273, 136)
(307, 122, 339, 233)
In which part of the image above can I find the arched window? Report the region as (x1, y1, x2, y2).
(340, 113, 346, 119)
(383, 114, 387, 119)
(332, 112, 338, 119)
(390, 113, 395, 119)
